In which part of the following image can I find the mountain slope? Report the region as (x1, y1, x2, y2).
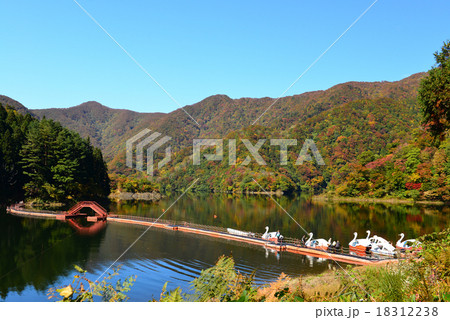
(6, 72, 424, 174)
(108, 72, 425, 172)
(157, 95, 424, 193)
(4, 71, 448, 200)
(31, 101, 165, 161)
(147, 72, 425, 146)
(0, 95, 33, 115)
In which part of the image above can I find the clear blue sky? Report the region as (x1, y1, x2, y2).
(0, 0, 449, 113)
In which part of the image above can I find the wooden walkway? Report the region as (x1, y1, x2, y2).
(7, 204, 398, 266)
(108, 215, 395, 266)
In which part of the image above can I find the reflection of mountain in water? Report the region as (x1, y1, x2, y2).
(1, 194, 449, 301)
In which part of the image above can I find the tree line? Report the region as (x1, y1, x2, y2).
(0, 104, 110, 205)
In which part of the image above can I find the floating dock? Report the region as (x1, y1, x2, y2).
(7, 205, 398, 266)
(107, 215, 395, 266)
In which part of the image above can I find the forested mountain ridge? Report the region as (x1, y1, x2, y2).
(18, 72, 426, 171)
(4, 71, 447, 201)
(153, 95, 424, 194)
(32, 101, 165, 161)
(108, 72, 425, 174)
(138, 72, 425, 148)
(153, 92, 449, 202)
(0, 95, 33, 116)
(107, 71, 444, 201)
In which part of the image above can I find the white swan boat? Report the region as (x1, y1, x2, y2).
(370, 236, 396, 256)
(261, 226, 283, 243)
(349, 231, 372, 253)
(370, 234, 392, 247)
(305, 232, 331, 250)
(396, 233, 422, 251)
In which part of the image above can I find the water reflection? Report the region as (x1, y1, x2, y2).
(264, 247, 280, 261)
(0, 195, 449, 301)
(67, 219, 107, 236)
(0, 212, 105, 300)
(110, 194, 450, 246)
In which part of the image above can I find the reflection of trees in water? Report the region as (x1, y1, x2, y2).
(110, 195, 449, 246)
(340, 202, 449, 242)
(2, 196, 447, 300)
(0, 212, 106, 299)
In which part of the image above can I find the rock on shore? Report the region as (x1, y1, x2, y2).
(109, 191, 162, 201)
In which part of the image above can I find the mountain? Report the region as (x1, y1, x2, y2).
(0, 95, 33, 116)
(2, 71, 428, 178)
(32, 101, 165, 161)
(28, 73, 426, 166)
(4, 71, 448, 201)
(109, 72, 426, 171)
(157, 94, 425, 193)
(152, 72, 449, 201)
(143, 72, 425, 146)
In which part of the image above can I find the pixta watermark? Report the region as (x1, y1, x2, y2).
(126, 129, 171, 176)
(126, 129, 325, 175)
(193, 138, 325, 166)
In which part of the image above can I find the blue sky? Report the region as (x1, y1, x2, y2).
(0, 0, 449, 113)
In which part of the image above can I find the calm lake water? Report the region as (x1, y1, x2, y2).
(1, 194, 448, 301)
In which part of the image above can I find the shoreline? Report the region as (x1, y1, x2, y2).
(16, 192, 446, 207)
(312, 194, 445, 206)
(108, 191, 162, 201)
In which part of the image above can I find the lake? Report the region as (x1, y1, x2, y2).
(0, 194, 448, 301)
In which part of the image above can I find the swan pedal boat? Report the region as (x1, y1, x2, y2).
(371, 241, 396, 257)
(305, 232, 331, 251)
(262, 226, 283, 243)
(396, 233, 422, 251)
(370, 235, 391, 247)
(349, 231, 372, 253)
